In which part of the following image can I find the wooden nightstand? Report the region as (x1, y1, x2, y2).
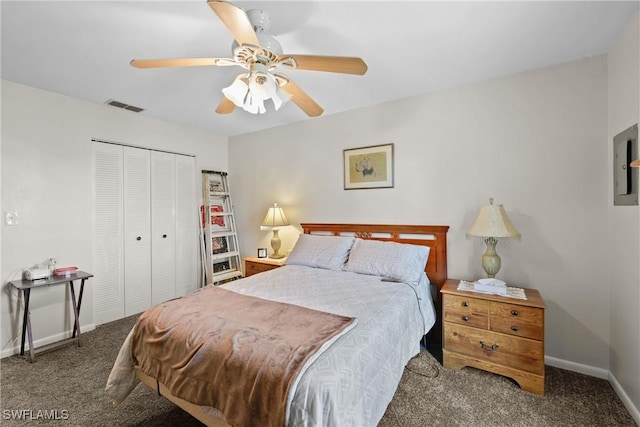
(244, 257, 286, 277)
(441, 278, 546, 395)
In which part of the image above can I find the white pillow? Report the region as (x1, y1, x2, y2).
(285, 234, 355, 271)
(343, 238, 430, 285)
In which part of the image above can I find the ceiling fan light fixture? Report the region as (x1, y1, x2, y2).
(272, 86, 292, 111)
(248, 63, 277, 100)
(243, 92, 266, 114)
(222, 74, 249, 107)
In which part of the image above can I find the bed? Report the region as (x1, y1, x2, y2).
(106, 223, 449, 427)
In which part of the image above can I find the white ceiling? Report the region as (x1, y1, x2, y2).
(2, 1, 638, 137)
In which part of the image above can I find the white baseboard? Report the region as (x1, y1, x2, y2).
(544, 355, 609, 379)
(546, 355, 639, 425)
(0, 323, 96, 359)
(609, 371, 640, 425)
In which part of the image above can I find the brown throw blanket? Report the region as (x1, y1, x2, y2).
(131, 286, 356, 427)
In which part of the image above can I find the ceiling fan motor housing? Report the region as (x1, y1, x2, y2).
(246, 9, 270, 32)
(231, 9, 282, 58)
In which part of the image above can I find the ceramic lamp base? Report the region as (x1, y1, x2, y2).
(482, 237, 501, 278)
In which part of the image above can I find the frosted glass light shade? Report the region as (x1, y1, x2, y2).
(272, 86, 292, 111)
(222, 75, 249, 107)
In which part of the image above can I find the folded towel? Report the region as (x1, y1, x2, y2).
(458, 281, 527, 300)
(474, 282, 507, 295)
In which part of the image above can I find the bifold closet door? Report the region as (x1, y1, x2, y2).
(93, 142, 125, 325)
(151, 151, 177, 305)
(175, 155, 197, 297)
(123, 147, 152, 316)
(94, 143, 196, 324)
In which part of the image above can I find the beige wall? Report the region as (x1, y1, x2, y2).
(0, 80, 228, 357)
(230, 56, 609, 369)
(607, 13, 640, 420)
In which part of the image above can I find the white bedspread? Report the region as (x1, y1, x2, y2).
(106, 265, 435, 427)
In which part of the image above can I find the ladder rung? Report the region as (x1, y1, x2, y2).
(212, 270, 243, 281)
(210, 231, 238, 238)
(207, 211, 234, 216)
(211, 251, 240, 260)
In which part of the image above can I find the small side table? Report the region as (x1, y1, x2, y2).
(441, 278, 546, 395)
(10, 271, 93, 362)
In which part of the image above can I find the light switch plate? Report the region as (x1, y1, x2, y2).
(4, 211, 19, 226)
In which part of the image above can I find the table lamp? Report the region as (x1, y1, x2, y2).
(260, 203, 290, 259)
(467, 198, 521, 278)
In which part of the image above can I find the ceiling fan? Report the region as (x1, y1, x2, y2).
(130, 0, 368, 117)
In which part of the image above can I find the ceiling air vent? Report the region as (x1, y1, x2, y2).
(105, 99, 144, 113)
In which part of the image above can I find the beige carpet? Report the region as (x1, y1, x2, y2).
(0, 315, 636, 426)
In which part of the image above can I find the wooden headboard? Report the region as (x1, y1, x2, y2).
(300, 223, 449, 287)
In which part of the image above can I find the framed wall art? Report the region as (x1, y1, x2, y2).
(343, 143, 394, 189)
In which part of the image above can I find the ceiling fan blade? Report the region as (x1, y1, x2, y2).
(208, 0, 260, 48)
(216, 96, 236, 114)
(278, 55, 368, 75)
(130, 58, 237, 69)
(278, 77, 324, 117)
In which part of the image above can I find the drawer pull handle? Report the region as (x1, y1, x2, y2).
(479, 341, 499, 352)
(136, 236, 142, 241)
(462, 316, 469, 322)
(461, 302, 469, 307)
(511, 310, 519, 316)
(511, 326, 519, 332)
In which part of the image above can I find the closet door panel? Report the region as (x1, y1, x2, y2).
(93, 142, 125, 325)
(175, 155, 197, 296)
(151, 151, 177, 305)
(124, 147, 152, 316)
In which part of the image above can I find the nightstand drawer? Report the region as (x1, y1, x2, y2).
(245, 261, 276, 276)
(444, 323, 544, 375)
(244, 257, 286, 277)
(490, 316, 543, 340)
(490, 302, 543, 325)
(443, 294, 490, 329)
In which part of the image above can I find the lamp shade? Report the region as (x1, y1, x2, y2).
(467, 198, 521, 239)
(261, 203, 290, 229)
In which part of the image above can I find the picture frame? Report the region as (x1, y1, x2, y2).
(343, 143, 394, 189)
(257, 248, 267, 258)
(212, 260, 231, 273)
(211, 236, 229, 255)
